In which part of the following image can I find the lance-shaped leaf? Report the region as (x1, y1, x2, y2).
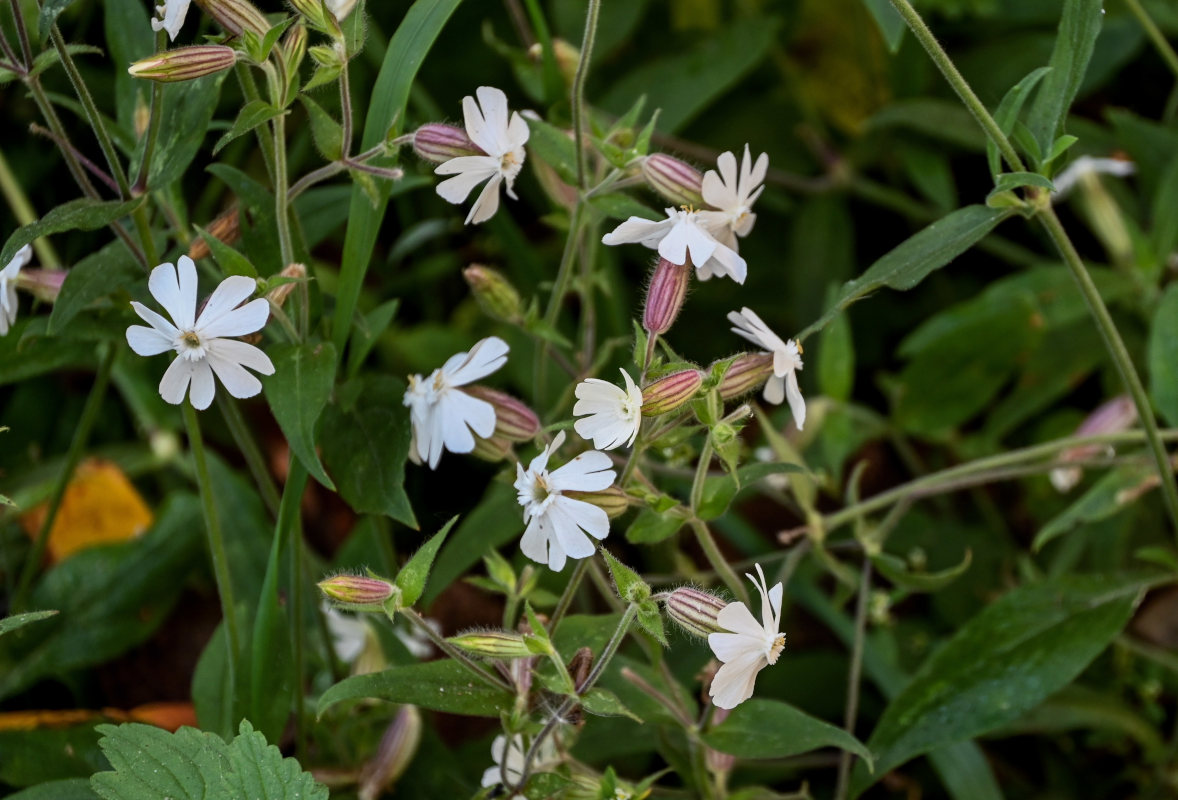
(395, 516, 457, 607)
(264, 342, 337, 489)
(318, 660, 513, 717)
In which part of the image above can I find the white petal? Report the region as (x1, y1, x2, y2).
(126, 324, 175, 356)
(195, 275, 259, 329)
(716, 601, 766, 638)
(506, 110, 530, 149)
(435, 164, 496, 205)
(149, 257, 197, 330)
(786, 369, 806, 430)
(159, 357, 196, 406)
(0, 287, 14, 336)
(199, 297, 270, 340)
(443, 336, 509, 386)
(601, 214, 673, 249)
(475, 87, 510, 152)
(709, 649, 765, 709)
(547, 501, 600, 558)
(2, 244, 32, 278)
(156, 0, 191, 40)
(423, 403, 447, 469)
(698, 241, 747, 284)
(438, 390, 495, 454)
(206, 338, 275, 375)
(130, 300, 181, 340)
(762, 375, 785, 405)
(658, 217, 712, 267)
(708, 630, 760, 663)
(728, 307, 785, 353)
(206, 349, 263, 399)
(188, 359, 216, 409)
(520, 515, 552, 567)
(435, 155, 500, 177)
(554, 495, 609, 541)
(466, 174, 503, 225)
(549, 450, 616, 492)
(573, 415, 629, 450)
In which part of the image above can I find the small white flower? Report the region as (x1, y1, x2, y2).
(701, 144, 768, 250)
(151, 0, 192, 41)
(126, 256, 274, 410)
(515, 431, 616, 572)
(403, 336, 509, 469)
(324, 0, 357, 20)
(602, 207, 747, 283)
(573, 368, 643, 450)
(1051, 155, 1135, 200)
(0, 244, 32, 337)
(727, 307, 805, 429)
(480, 733, 558, 793)
(708, 563, 785, 710)
(435, 86, 530, 225)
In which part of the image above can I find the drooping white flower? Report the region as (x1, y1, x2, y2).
(1051, 155, 1135, 200)
(727, 307, 805, 429)
(708, 563, 785, 710)
(573, 369, 643, 450)
(602, 207, 747, 283)
(0, 244, 32, 337)
(151, 0, 192, 41)
(480, 733, 558, 794)
(701, 144, 768, 250)
(515, 431, 616, 572)
(435, 86, 530, 225)
(126, 256, 274, 410)
(402, 336, 509, 469)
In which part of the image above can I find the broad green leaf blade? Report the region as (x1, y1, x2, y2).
(697, 462, 804, 521)
(395, 516, 457, 606)
(0, 610, 58, 637)
(987, 66, 1051, 176)
(318, 659, 514, 717)
(850, 574, 1150, 795)
(1025, 0, 1103, 156)
(220, 720, 328, 799)
(581, 687, 643, 722)
(263, 342, 337, 489)
(1148, 284, 1178, 427)
(0, 198, 145, 267)
(704, 698, 873, 767)
(625, 507, 685, 544)
(299, 95, 344, 161)
(798, 206, 1013, 340)
(48, 240, 141, 334)
(140, 73, 228, 191)
(859, 0, 905, 52)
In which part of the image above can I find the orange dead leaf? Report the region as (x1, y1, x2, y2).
(0, 702, 194, 732)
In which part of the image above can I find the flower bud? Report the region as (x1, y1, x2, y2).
(16, 269, 66, 303)
(642, 154, 704, 207)
(665, 586, 727, 638)
(128, 45, 238, 83)
(319, 574, 399, 610)
(448, 631, 533, 659)
(413, 123, 485, 164)
(643, 257, 690, 335)
(1050, 394, 1137, 492)
(527, 38, 579, 85)
(281, 23, 308, 74)
(564, 486, 631, 519)
(265, 263, 307, 309)
(470, 434, 513, 463)
(194, 0, 270, 37)
(460, 385, 540, 442)
(188, 206, 241, 260)
(359, 706, 421, 800)
(715, 353, 775, 401)
(463, 264, 523, 323)
(288, 0, 329, 28)
(641, 369, 704, 416)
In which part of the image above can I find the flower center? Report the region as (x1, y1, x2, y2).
(176, 329, 207, 361)
(525, 472, 560, 516)
(767, 633, 786, 665)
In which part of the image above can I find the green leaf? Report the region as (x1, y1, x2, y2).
(859, 0, 905, 52)
(214, 101, 285, 155)
(625, 507, 685, 544)
(1148, 284, 1178, 427)
(0, 610, 58, 637)
(525, 117, 578, 185)
(581, 687, 643, 722)
(47, 240, 141, 334)
(1025, 0, 1103, 156)
(39, 0, 80, 37)
(850, 574, 1149, 794)
(1033, 463, 1155, 552)
(599, 548, 650, 604)
(0, 198, 144, 267)
(697, 462, 804, 521)
(320, 375, 416, 527)
(988, 66, 1051, 176)
(9, 778, 98, 800)
(91, 720, 327, 800)
(195, 224, 257, 278)
(818, 296, 854, 402)
(141, 72, 228, 191)
(346, 298, 399, 379)
(872, 550, 972, 593)
(318, 659, 514, 717)
(299, 95, 344, 161)
(396, 516, 457, 607)
(636, 598, 667, 646)
(1150, 155, 1178, 262)
(798, 206, 1012, 341)
(989, 171, 1056, 198)
(263, 342, 337, 489)
(704, 698, 873, 766)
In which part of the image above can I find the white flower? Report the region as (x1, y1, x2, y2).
(727, 307, 805, 429)
(435, 86, 530, 225)
(0, 244, 32, 337)
(573, 368, 643, 450)
(403, 336, 509, 469)
(126, 256, 274, 410)
(515, 431, 616, 572)
(1051, 155, 1135, 200)
(701, 144, 768, 250)
(480, 733, 558, 792)
(324, 0, 357, 20)
(708, 563, 784, 710)
(322, 602, 370, 664)
(602, 207, 747, 283)
(151, 0, 192, 41)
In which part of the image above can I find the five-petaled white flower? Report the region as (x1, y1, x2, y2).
(573, 369, 643, 450)
(602, 207, 747, 283)
(708, 563, 785, 710)
(126, 256, 274, 410)
(151, 0, 192, 41)
(701, 144, 768, 250)
(515, 431, 616, 572)
(403, 336, 509, 469)
(0, 244, 32, 337)
(435, 86, 530, 225)
(727, 307, 805, 429)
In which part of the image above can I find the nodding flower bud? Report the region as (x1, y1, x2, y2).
(358, 706, 422, 800)
(188, 206, 241, 260)
(319, 574, 399, 611)
(641, 369, 704, 416)
(288, 0, 328, 28)
(1050, 394, 1138, 492)
(448, 631, 533, 659)
(194, 0, 270, 37)
(715, 353, 775, 401)
(665, 586, 727, 638)
(644, 257, 691, 336)
(463, 264, 523, 323)
(128, 45, 238, 82)
(16, 269, 67, 303)
(265, 263, 307, 308)
(413, 123, 485, 164)
(564, 486, 631, 520)
(460, 386, 540, 442)
(642, 154, 704, 207)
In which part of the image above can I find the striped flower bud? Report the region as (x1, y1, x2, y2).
(665, 586, 727, 638)
(128, 45, 238, 82)
(413, 123, 485, 164)
(715, 353, 775, 401)
(463, 264, 522, 323)
(188, 206, 241, 260)
(288, 0, 329, 28)
(643, 257, 691, 335)
(564, 486, 631, 520)
(461, 386, 540, 442)
(642, 154, 704, 207)
(195, 0, 270, 37)
(359, 706, 422, 800)
(319, 574, 399, 610)
(16, 269, 66, 303)
(641, 369, 704, 416)
(281, 23, 308, 73)
(448, 631, 533, 659)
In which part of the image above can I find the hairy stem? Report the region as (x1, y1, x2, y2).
(834, 558, 872, 800)
(571, 0, 601, 189)
(396, 608, 512, 691)
(548, 558, 589, 632)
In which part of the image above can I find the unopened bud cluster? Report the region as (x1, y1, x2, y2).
(128, 46, 238, 83)
(665, 586, 727, 638)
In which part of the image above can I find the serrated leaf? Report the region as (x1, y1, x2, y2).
(263, 342, 337, 489)
(0, 198, 144, 267)
(0, 610, 58, 637)
(318, 659, 514, 717)
(395, 516, 457, 607)
(697, 462, 804, 521)
(214, 101, 285, 155)
(704, 698, 873, 766)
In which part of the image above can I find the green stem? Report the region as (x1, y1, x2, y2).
(1123, 0, 1178, 79)
(689, 437, 713, 513)
(689, 518, 749, 606)
(235, 63, 277, 180)
(287, 463, 309, 760)
(571, 0, 601, 189)
(834, 558, 872, 800)
(12, 345, 116, 610)
(217, 394, 281, 516)
(272, 113, 295, 267)
(396, 608, 512, 691)
(7, 0, 32, 69)
(183, 401, 241, 695)
(548, 558, 588, 631)
(0, 147, 60, 268)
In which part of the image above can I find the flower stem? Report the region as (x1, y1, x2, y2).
(182, 401, 241, 697)
(1123, 0, 1178, 80)
(834, 558, 872, 800)
(132, 32, 168, 196)
(272, 112, 295, 267)
(395, 608, 512, 691)
(11, 344, 116, 611)
(235, 63, 277, 180)
(571, 0, 601, 190)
